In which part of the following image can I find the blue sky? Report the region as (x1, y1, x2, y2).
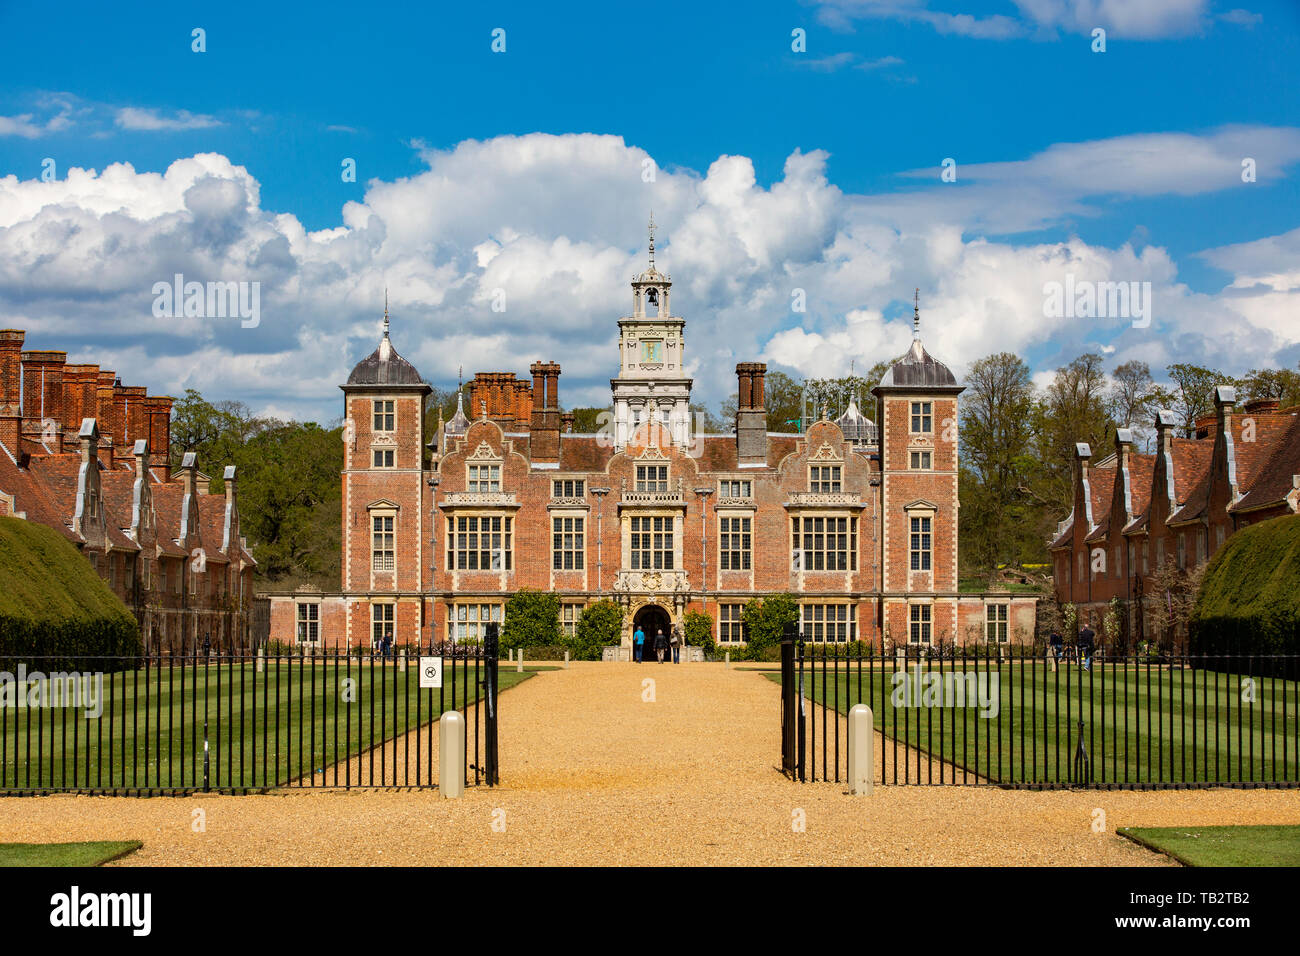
(0, 0, 1297, 422)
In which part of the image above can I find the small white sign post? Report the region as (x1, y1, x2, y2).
(419, 656, 444, 689)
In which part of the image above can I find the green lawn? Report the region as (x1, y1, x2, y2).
(1119, 825, 1300, 866)
(0, 840, 142, 866)
(767, 659, 1300, 784)
(1, 660, 541, 791)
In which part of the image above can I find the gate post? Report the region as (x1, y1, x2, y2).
(483, 623, 500, 787)
(848, 704, 874, 795)
(780, 625, 797, 778)
(439, 711, 465, 797)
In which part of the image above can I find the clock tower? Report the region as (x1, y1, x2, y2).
(611, 214, 693, 450)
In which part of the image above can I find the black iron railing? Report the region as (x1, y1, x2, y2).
(778, 640, 1300, 788)
(0, 638, 501, 795)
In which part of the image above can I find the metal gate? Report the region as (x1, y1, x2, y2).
(0, 626, 501, 795)
(780, 637, 1300, 789)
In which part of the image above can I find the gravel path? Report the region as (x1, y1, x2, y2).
(2, 662, 1297, 866)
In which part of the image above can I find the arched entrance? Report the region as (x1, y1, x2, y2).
(633, 604, 672, 661)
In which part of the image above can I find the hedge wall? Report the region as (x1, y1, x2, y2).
(1190, 514, 1300, 657)
(0, 516, 142, 669)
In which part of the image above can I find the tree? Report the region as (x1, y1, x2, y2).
(566, 407, 608, 433)
(958, 352, 1037, 570)
(1030, 353, 1113, 522)
(1165, 363, 1226, 438)
(1236, 366, 1300, 408)
(742, 593, 798, 654)
(687, 402, 723, 434)
(573, 600, 622, 660)
(500, 588, 561, 650)
(1109, 360, 1162, 450)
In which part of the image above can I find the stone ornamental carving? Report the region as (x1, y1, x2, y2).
(613, 569, 689, 592)
(809, 442, 843, 462)
(468, 441, 501, 461)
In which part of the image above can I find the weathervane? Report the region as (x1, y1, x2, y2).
(648, 211, 656, 267)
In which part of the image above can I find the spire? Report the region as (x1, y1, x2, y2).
(647, 211, 656, 268)
(913, 288, 921, 340)
(378, 290, 392, 361)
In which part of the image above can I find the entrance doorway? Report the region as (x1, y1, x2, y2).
(634, 605, 672, 660)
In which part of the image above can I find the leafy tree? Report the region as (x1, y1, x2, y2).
(742, 593, 799, 654)
(684, 609, 714, 655)
(566, 407, 608, 433)
(1030, 353, 1113, 521)
(958, 352, 1037, 571)
(1164, 363, 1226, 437)
(501, 588, 561, 649)
(1109, 360, 1162, 450)
(1236, 366, 1300, 408)
(572, 599, 622, 660)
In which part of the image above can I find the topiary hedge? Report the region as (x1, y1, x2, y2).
(1190, 514, 1300, 661)
(0, 516, 142, 670)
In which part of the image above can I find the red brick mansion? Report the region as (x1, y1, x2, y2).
(268, 237, 1037, 651)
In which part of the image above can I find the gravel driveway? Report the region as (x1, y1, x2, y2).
(2, 663, 1296, 866)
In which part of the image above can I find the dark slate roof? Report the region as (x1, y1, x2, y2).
(346, 332, 425, 387)
(877, 337, 959, 390)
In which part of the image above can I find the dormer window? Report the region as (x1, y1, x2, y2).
(636, 464, 668, 492)
(809, 465, 841, 493)
(373, 399, 395, 432)
(468, 463, 501, 493)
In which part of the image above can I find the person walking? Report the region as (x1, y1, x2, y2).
(1078, 620, 1095, 671)
(1049, 629, 1063, 671)
(654, 628, 668, 663)
(633, 625, 645, 663)
(669, 624, 681, 664)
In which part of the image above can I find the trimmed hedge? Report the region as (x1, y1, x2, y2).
(1190, 515, 1300, 657)
(0, 516, 142, 669)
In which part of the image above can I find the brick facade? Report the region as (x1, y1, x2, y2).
(271, 254, 1036, 652)
(1051, 386, 1300, 641)
(0, 327, 256, 652)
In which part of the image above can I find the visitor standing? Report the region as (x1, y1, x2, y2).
(1078, 620, 1095, 671)
(654, 628, 668, 663)
(634, 625, 645, 663)
(669, 624, 681, 664)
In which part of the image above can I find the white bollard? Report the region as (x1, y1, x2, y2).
(509, 648, 514, 662)
(564, 650, 570, 669)
(399, 649, 407, 672)
(517, 648, 524, 673)
(725, 651, 730, 668)
(439, 711, 465, 798)
(848, 704, 874, 796)
(256, 648, 264, 673)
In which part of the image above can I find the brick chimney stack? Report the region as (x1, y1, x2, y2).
(529, 361, 562, 463)
(117, 385, 148, 466)
(145, 395, 174, 470)
(735, 361, 768, 464)
(21, 349, 66, 451)
(0, 330, 24, 454)
(61, 364, 100, 444)
(96, 372, 120, 460)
